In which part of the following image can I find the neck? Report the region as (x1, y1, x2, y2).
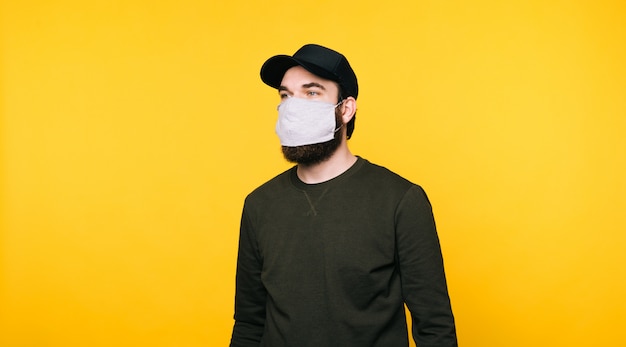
(296, 145, 357, 184)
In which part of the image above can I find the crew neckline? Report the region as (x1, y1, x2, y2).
(290, 156, 365, 191)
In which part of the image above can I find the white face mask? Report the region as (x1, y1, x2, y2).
(275, 97, 343, 147)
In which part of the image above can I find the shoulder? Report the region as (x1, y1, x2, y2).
(358, 160, 436, 217)
(245, 166, 295, 203)
(357, 158, 416, 189)
(347, 158, 431, 206)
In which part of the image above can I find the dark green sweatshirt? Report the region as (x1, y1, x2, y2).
(230, 157, 457, 347)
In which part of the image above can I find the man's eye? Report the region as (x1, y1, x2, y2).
(307, 91, 319, 96)
(279, 93, 290, 99)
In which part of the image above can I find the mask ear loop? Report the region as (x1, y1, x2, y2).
(333, 99, 346, 133)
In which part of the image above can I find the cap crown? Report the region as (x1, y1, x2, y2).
(261, 44, 358, 99)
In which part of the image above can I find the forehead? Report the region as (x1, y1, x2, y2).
(280, 66, 338, 90)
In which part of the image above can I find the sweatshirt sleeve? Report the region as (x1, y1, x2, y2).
(230, 205, 266, 347)
(395, 185, 458, 347)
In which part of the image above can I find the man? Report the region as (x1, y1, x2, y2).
(230, 44, 457, 347)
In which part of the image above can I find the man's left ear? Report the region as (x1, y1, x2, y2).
(340, 97, 357, 124)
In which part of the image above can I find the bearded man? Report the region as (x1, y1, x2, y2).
(230, 44, 458, 347)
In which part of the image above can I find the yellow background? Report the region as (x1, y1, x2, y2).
(1, 1, 625, 346)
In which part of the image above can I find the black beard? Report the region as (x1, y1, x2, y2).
(281, 106, 345, 165)
(281, 130, 342, 165)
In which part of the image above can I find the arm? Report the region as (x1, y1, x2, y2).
(230, 206, 266, 347)
(395, 185, 458, 347)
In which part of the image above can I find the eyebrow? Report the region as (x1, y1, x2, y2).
(302, 82, 326, 90)
(278, 86, 289, 93)
(278, 82, 327, 93)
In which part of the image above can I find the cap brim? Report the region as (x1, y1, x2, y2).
(260, 55, 338, 90)
(260, 55, 299, 89)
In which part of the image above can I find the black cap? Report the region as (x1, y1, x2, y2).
(260, 44, 358, 99)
